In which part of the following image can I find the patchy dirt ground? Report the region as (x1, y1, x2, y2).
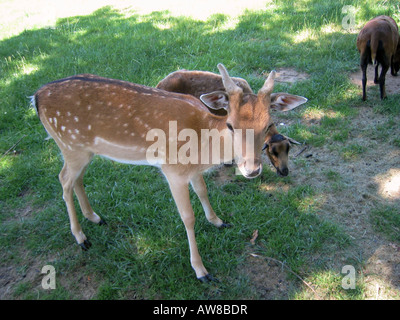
(274, 68, 310, 83)
(239, 68, 400, 299)
(236, 111, 400, 298)
(350, 66, 400, 97)
(243, 252, 296, 300)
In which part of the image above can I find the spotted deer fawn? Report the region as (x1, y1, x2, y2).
(33, 64, 305, 281)
(157, 69, 307, 176)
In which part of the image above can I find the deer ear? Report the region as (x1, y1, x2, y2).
(270, 93, 308, 111)
(284, 135, 302, 145)
(200, 91, 230, 110)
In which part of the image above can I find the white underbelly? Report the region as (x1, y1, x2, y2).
(93, 136, 163, 168)
(99, 154, 161, 167)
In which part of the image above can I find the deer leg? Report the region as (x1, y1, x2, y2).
(74, 157, 106, 225)
(360, 55, 368, 101)
(163, 170, 212, 281)
(379, 62, 389, 100)
(59, 152, 93, 250)
(391, 56, 398, 76)
(374, 63, 379, 84)
(190, 173, 230, 228)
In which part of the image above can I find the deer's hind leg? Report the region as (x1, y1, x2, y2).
(59, 151, 95, 250)
(74, 159, 106, 226)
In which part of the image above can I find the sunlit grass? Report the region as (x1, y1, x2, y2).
(294, 269, 365, 300)
(0, 0, 269, 40)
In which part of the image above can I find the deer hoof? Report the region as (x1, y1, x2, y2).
(79, 239, 92, 251)
(98, 219, 107, 226)
(198, 274, 219, 283)
(219, 222, 232, 228)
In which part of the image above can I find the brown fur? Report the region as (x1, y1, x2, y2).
(157, 70, 305, 176)
(156, 70, 253, 116)
(356, 15, 400, 100)
(263, 124, 291, 176)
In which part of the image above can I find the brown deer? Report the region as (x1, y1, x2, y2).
(357, 15, 400, 100)
(157, 69, 306, 176)
(156, 69, 253, 117)
(33, 64, 304, 281)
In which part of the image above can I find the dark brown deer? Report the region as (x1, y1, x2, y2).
(357, 15, 400, 100)
(157, 69, 307, 176)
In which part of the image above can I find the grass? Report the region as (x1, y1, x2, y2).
(341, 144, 366, 160)
(1, 0, 400, 300)
(370, 205, 400, 242)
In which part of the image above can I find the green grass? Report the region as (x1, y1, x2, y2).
(370, 205, 400, 242)
(1, 0, 400, 300)
(340, 144, 367, 160)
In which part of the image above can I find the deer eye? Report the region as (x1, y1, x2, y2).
(226, 123, 234, 132)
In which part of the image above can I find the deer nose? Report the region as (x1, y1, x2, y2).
(278, 167, 289, 176)
(247, 168, 262, 178)
(239, 162, 262, 179)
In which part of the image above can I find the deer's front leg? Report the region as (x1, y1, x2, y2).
(190, 173, 230, 228)
(163, 169, 214, 281)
